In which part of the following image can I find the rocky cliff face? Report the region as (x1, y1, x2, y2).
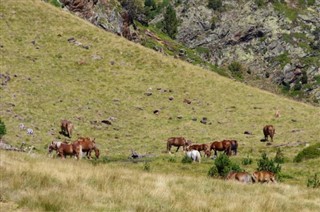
(56, 0, 320, 104)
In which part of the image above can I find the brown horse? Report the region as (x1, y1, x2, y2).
(226, 171, 253, 183)
(252, 171, 277, 183)
(167, 137, 191, 153)
(187, 144, 211, 157)
(222, 140, 238, 155)
(57, 142, 82, 160)
(73, 137, 97, 159)
(210, 140, 232, 156)
(61, 120, 74, 138)
(263, 125, 275, 142)
(48, 141, 68, 156)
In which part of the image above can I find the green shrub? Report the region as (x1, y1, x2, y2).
(0, 119, 6, 139)
(255, 0, 266, 7)
(228, 61, 243, 79)
(44, 0, 62, 8)
(209, 154, 242, 177)
(257, 152, 281, 174)
(163, 4, 178, 39)
(181, 155, 193, 163)
(307, 173, 320, 188)
(208, 0, 222, 11)
(242, 155, 253, 165)
(274, 148, 285, 164)
(294, 143, 320, 162)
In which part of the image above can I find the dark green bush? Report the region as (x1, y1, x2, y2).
(163, 4, 178, 39)
(274, 148, 285, 164)
(255, 0, 266, 7)
(294, 143, 320, 162)
(242, 155, 253, 165)
(307, 173, 320, 188)
(208, 0, 222, 11)
(181, 155, 193, 163)
(228, 61, 243, 79)
(208, 154, 242, 177)
(257, 152, 281, 174)
(0, 118, 6, 139)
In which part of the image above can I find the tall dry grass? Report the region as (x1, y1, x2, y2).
(1, 151, 320, 211)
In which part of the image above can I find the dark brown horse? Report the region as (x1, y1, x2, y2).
(221, 140, 238, 155)
(167, 137, 191, 153)
(252, 171, 277, 183)
(73, 137, 97, 159)
(263, 125, 275, 142)
(226, 171, 253, 183)
(57, 142, 82, 160)
(187, 143, 211, 157)
(210, 140, 232, 156)
(60, 120, 74, 138)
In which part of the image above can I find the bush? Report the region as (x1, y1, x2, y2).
(44, 0, 62, 7)
(294, 143, 320, 162)
(181, 155, 193, 163)
(0, 119, 6, 139)
(255, 0, 266, 7)
(208, 0, 222, 11)
(242, 155, 253, 165)
(228, 61, 243, 79)
(307, 173, 320, 188)
(208, 154, 242, 177)
(274, 148, 285, 164)
(257, 152, 281, 174)
(163, 4, 178, 39)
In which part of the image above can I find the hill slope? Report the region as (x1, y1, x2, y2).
(0, 1, 320, 210)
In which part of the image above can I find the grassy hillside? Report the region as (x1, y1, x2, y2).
(0, 0, 320, 210)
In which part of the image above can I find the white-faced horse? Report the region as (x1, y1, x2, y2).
(186, 150, 201, 163)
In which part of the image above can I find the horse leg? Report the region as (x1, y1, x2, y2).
(176, 146, 180, 152)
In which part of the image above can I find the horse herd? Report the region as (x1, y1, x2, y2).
(49, 120, 276, 183)
(166, 124, 277, 183)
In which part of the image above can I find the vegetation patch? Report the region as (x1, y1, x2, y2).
(294, 143, 320, 162)
(208, 154, 242, 178)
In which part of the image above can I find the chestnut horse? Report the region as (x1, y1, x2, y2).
(73, 137, 97, 159)
(48, 141, 67, 156)
(263, 125, 275, 142)
(252, 171, 277, 183)
(210, 140, 232, 156)
(61, 120, 74, 138)
(57, 142, 82, 160)
(187, 143, 210, 157)
(222, 140, 238, 155)
(226, 171, 252, 183)
(167, 137, 191, 153)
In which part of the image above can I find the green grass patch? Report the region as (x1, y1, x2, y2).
(294, 143, 320, 163)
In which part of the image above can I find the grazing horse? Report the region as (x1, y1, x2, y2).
(60, 120, 74, 138)
(187, 144, 210, 157)
(222, 140, 238, 155)
(57, 142, 82, 160)
(263, 125, 275, 142)
(48, 141, 68, 156)
(73, 137, 97, 159)
(252, 171, 277, 183)
(166, 137, 191, 153)
(210, 140, 232, 156)
(186, 150, 201, 163)
(226, 171, 252, 183)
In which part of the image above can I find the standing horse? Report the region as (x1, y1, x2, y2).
(221, 140, 238, 155)
(263, 125, 275, 142)
(186, 150, 201, 163)
(210, 140, 232, 156)
(60, 120, 74, 138)
(48, 141, 68, 157)
(187, 143, 211, 157)
(166, 137, 191, 153)
(57, 142, 82, 160)
(73, 137, 97, 159)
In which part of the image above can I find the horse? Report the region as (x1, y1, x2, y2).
(221, 140, 238, 155)
(73, 137, 97, 159)
(186, 150, 201, 163)
(226, 171, 252, 183)
(48, 141, 68, 156)
(166, 137, 191, 153)
(93, 146, 100, 159)
(252, 171, 277, 183)
(60, 120, 74, 138)
(57, 142, 82, 160)
(263, 125, 275, 142)
(187, 143, 211, 157)
(210, 140, 232, 156)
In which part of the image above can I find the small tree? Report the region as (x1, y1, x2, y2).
(0, 119, 6, 139)
(208, 154, 242, 177)
(208, 0, 222, 11)
(163, 4, 178, 39)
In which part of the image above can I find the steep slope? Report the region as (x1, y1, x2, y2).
(0, 0, 319, 184)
